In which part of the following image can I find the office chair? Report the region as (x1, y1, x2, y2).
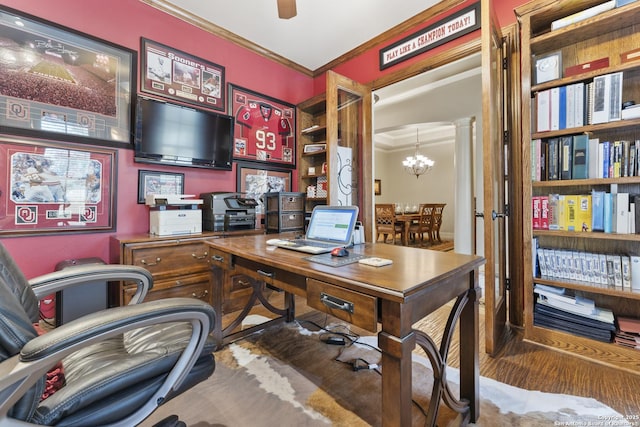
(0, 242, 217, 426)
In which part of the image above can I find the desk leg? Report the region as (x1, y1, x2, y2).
(379, 302, 415, 427)
(460, 278, 480, 423)
(210, 265, 224, 349)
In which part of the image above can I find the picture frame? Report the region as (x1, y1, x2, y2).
(137, 170, 185, 204)
(228, 83, 296, 167)
(534, 51, 562, 85)
(0, 5, 136, 149)
(374, 179, 382, 196)
(236, 162, 292, 214)
(0, 134, 117, 236)
(141, 38, 225, 112)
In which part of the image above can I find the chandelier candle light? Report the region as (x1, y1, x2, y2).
(403, 129, 434, 178)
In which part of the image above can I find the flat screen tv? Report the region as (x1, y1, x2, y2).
(134, 96, 233, 170)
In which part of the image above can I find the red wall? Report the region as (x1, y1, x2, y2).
(1, 0, 526, 277)
(0, 0, 313, 277)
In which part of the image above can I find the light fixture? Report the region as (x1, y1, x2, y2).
(402, 129, 434, 178)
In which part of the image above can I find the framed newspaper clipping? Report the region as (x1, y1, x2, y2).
(141, 38, 225, 112)
(0, 5, 136, 148)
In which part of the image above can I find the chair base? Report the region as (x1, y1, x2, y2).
(152, 415, 186, 427)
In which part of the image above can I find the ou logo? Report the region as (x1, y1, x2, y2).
(16, 206, 37, 224)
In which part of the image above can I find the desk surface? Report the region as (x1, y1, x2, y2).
(208, 233, 484, 303)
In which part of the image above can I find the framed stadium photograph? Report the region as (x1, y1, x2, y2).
(137, 169, 184, 204)
(141, 38, 225, 112)
(0, 6, 136, 149)
(0, 134, 117, 237)
(228, 83, 296, 168)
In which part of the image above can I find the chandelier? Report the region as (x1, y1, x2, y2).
(402, 129, 434, 178)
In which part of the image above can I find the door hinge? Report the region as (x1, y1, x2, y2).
(505, 278, 511, 291)
(502, 57, 508, 70)
(503, 130, 509, 144)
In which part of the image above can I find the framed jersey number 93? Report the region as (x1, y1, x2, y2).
(228, 83, 296, 168)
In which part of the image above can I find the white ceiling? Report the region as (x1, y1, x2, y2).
(162, 0, 443, 71)
(157, 0, 480, 150)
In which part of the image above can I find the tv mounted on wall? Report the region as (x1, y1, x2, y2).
(134, 96, 233, 170)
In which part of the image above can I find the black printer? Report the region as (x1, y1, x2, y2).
(200, 192, 258, 231)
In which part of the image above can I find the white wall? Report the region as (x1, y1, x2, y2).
(374, 141, 455, 239)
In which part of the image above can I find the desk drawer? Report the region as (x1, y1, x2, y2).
(306, 278, 377, 333)
(129, 242, 210, 278)
(123, 272, 212, 305)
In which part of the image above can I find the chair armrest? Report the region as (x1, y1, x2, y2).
(0, 298, 215, 421)
(29, 264, 153, 305)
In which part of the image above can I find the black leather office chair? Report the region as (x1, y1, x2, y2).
(0, 242, 217, 426)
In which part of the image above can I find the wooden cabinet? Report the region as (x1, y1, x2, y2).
(518, 0, 640, 373)
(110, 231, 261, 312)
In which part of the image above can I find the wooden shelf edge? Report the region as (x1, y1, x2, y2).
(531, 118, 640, 139)
(524, 327, 640, 376)
(533, 230, 640, 241)
(533, 277, 640, 300)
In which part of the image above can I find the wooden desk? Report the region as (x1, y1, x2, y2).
(206, 234, 484, 426)
(395, 212, 420, 245)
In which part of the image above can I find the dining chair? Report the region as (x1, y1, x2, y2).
(375, 204, 403, 244)
(431, 203, 446, 242)
(408, 204, 435, 247)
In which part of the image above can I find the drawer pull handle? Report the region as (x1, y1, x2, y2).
(257, 269, 274, 279)
(192, 252, 208, 260)
(140, 257, 161, 266)
(211, 255, 225, 262)
(191, 290, 209, 299)
(320, 292, 354, 314)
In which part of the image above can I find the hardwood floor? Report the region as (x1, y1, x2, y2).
(414, 301, 640, 417)
(227, 294, 640, 418)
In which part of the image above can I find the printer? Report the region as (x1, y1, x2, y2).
(200, 192, 258, 231)
(145, 194, 203, 236)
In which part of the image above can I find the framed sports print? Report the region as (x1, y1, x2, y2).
(228, 84, 296, 167)
(141, 38, 225, 112)
(236, 162, 292, 214)
(0, 134, 117, 236)
(137, 170, 184, 204)
(0, 5, 136, 149)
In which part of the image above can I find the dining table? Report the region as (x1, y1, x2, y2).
(395, 212, 420, 246)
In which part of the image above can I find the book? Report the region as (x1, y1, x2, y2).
(604, 192, 613, 233)
(600, 140, 611, 178)
(630, 255, 640, 290)
(537, 89, 551, 132)
(576, 194, 592, 232)
(588, 137, 600, 178)
(571, 134, 588, 179)
(564, 195, 579, 231)
(550, 87, 560, 130)
(540, 195, 550, 229)
(608, 72, 623, 121)
(575, 82, 585, 127)
(548, 194, 565, 230)
(621, 256, 631, 289)
(558, 85, 567, 129)
(547, 138, 560, 180)
(532, 196, 541, 229)
(614, 192, 630, 234)
(550, 1, 616, 31)
(592, 74, 610, 124)
(560, 136, 573, 179)
(591, 190, 605, 232)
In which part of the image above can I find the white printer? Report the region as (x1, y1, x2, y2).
(145, 194, 203, 236)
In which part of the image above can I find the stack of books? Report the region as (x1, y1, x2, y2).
(533, 284, 616, 342)
(615, 316, 640, 350)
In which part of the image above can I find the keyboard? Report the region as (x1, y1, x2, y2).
(290, 239, 337, 248)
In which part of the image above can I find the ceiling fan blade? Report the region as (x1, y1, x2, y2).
(277, 0, 297, 19)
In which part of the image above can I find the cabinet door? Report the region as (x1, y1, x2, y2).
(481, 0, 510, 356)
(326, 71, 373, 240)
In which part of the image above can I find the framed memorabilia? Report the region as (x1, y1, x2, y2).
(141, 38, 225, 112)
(137, 170, 184, 204)
(228, 84, 296, 167)
(374, 179, 382, 195)
(534, 51, 562, 85)
(0, 135, 117, 236)
(0, 6, 136, 148)
(236, 162, 292, 214)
